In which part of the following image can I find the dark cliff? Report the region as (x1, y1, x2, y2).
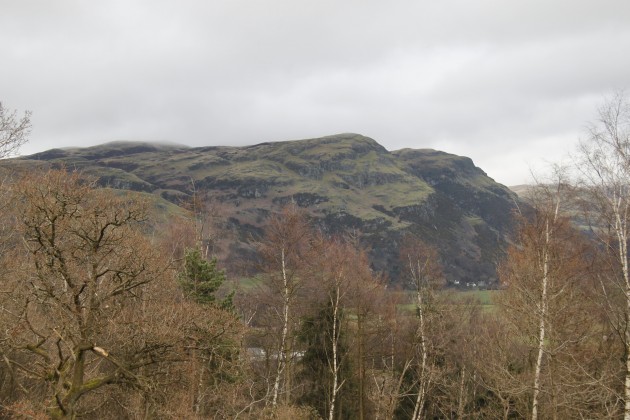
(9, 134, 520, 287)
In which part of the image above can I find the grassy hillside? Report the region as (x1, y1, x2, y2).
(7, 133, 520, 286)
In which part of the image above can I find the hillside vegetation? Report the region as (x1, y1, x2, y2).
(11, 133, 519, 285)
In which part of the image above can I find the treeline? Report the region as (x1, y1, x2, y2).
(1, 95, 630, 419)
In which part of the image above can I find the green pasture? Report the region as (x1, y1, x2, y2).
(398, 289, 501, 313)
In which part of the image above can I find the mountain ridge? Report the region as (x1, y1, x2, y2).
(8, 133, 519, 286)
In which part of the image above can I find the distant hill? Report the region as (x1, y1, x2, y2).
(509, 184, 533, 197)
(6, 133, 521, 287)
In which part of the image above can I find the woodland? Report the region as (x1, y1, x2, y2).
(1, 94, 630, 419)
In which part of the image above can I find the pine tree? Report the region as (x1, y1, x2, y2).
(178, 247, 234, 310)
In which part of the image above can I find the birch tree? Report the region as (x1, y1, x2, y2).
(323, 241, 346, 420)
(498, 178, 598, 419)
(367, 292, 413, 420)
(577, 91, 630, 419)
(531, 183, 561, 420)
(400, 236, 444, 420)
(257, 204, 314, 410)
(318, 239, 376, 420)
(297, 236, 381, 420)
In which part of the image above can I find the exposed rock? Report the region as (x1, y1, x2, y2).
(9, 133, 521, 287)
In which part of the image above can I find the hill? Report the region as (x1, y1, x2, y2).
(7, 134, 520, 286)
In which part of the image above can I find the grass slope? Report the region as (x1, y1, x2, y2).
(8, 133, 520, 286)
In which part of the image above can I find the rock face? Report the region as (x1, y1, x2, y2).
(13, 134, 520, 287)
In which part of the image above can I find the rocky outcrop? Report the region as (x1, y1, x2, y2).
(11, 134, 520, 287)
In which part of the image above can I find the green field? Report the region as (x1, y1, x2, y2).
(450, 289, 500, 312)
(452, 289, 499, 304)
(231, 277, 502, 314)
(233, 276, 263, 290)
(398, 289, 501, 313)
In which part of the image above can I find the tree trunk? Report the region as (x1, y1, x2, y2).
(457, 366, 466, 418)
(272, 247, 290, 410)
(411, 282, 428, 420)
(613, 198, 630, 420)
(532, 207, 556, 420)
(329, 284, 341, 420)
(193, 352, 204, 415)
(357, 311, 365, 420)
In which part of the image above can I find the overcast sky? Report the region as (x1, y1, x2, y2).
(2, 0, 630, 185)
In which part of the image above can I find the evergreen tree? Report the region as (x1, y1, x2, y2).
(178, 247, 234, 310)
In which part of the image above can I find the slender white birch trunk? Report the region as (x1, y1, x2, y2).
(531, 219, 549, 420)
(272, 247, 290, 410)
(411, 261, 429, 420)
(531, 198, 559, 420)
(611, 195, 630, 420)
(329, 282, 341, 420)
(578, 92, 630, 420)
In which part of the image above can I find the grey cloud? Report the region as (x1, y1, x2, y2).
(3, 0, 630, 185)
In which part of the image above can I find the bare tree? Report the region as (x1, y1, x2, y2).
(399, 235, 444, 420)
(317, 238, 378, 420)
(497, 176, 602, 419)
(345, 242, 385, 420)
(577, 91, 630, 419)
(0, 101, 31, 276)
(293, 235, 381, 420)
(0, 102, 31, 159)
(256, 204, 314, 411)
(473, 314, 531, 419)
(367, 291, 413, 420)
(319, 239, 349, 420)
(0, 169, 178, 418)
(527, 181, 562, 420)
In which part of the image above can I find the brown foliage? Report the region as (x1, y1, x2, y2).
(0, 169, 246, 418)
(496, 202, 611, 418)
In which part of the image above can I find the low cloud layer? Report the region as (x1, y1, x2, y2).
(2, 0, 630, 185)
